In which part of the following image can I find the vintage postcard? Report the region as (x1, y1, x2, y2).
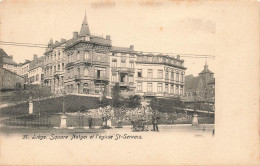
(0, 0, 259, 165)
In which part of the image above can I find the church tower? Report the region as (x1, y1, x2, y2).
(199, 61, 214, 84)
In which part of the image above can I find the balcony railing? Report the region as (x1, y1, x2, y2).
(66, 62, 74, 68)
(118, 67, 135, 73)
(119, 81, 129, 86)
(83, 58, 92, 64)
(74, 75, 81, 81)
(94, 75, 109, 81)
(53, 70, 63, 76)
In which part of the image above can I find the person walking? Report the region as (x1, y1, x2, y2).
(88, 116, 93, 129)
(152, 112, 159, 132)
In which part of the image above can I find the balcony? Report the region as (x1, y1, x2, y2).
(117, 67, 135, 73)
(94, 75, 109, 82)
(83, 58, 92, 65)
(66, 62, 74, 68)
(53, 70, 63, 77)
(74, 75, 81, 81)
(119, 81, 129, 87)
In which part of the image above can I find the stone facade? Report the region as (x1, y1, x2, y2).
(43, 14, 187, 98)
(135, 54, 186, 98)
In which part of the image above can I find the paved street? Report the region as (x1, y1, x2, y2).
(0, 124, 214, 138)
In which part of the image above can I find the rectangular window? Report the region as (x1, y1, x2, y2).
(176, 73, 179, 81)
(84, 52, 89, 60)
(180, 86, 183, 95)
(157, 83, 162, 93)
(130, 61, 134, 68)
(129, 75, 134, 82)
(176, 85, 179, 94)
(137, 82, 142, 91)
(112, 73, 117, 82)
(138, 69, 142, 77)
(147, 83, 152, 92)
(121, 60, 126, 67)
(84, 68, 88, 76)
(165, 84, 168, 93)
(170, 84, 174, 93)
(181, 74, 184, 82)
(165, 71, 169, 79)
(62, 63, 64, 71)
(36, 74, 39, 81)
(147, 69, 153, 78)
(171, 72, 174, 80)
(158, 70, 163, 78)
(58, 64, 60, 71)
(68, 69, 70, 78)
(112, 59, 117, 67)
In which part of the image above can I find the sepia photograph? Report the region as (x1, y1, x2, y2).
(0, 0, 258, 165)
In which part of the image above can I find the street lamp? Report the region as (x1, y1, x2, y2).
(62, 90, 66, 113)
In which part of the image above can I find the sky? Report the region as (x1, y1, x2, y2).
(0, 0, 217, 76)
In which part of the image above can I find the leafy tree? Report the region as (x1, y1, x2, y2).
(99, 85, 109, 107)
(112, 83, 121, 108)
(125, 95, 141, 108)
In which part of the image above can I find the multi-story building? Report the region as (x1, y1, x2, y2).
(28, 54, 44, 85)
(43, 13, 187, 99)
(43, 39, 66, 94)
(20, 60, 30, 84)
(1, 48, 22, 75)
(63, 14, 111, 95)
(135, 54, 186, 98)
(0, 48, 25, 91)
(109, 46, 136, 97)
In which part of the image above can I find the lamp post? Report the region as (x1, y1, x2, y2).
(192, 91, 198, 126)
(60, 90, 67, 128)
(62, 90, 66, 113)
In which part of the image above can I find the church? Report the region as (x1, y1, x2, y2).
(184, 62, 215, 111)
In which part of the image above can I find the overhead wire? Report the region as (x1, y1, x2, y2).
(0, 40, 215, 59)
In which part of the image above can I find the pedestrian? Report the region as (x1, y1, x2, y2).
(152, 112, 159, 132)
(88, 115, 93, 129)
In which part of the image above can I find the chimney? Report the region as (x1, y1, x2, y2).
(9, 55, 13, 60)
(48, 38, 53, 45)
(60, 38, 66, 43)
(33, 54, 38, 63)
(130, 45, 134, 51)
(177, 55, 180, 60)
(106, 35, 111, 40)
(73, 32, 78, 39)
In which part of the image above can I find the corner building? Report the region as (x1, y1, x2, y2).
(63, 14, 111, 95)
